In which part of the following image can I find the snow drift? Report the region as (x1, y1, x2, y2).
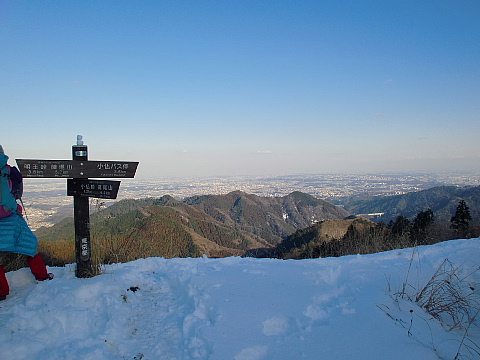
(0, 239, 479, 360)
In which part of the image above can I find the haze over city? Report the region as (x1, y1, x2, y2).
(1, 1, 479, 178)
(17, 171, 480, 231)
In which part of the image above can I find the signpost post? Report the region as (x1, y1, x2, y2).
(16, 136, 138, 277)
(72, 139, 92, 277)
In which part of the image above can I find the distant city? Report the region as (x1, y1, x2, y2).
(20, 171, 480, 231)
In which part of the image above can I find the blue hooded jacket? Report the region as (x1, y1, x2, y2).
(0, 154, 38, 257)
(0, 214, 38, 257)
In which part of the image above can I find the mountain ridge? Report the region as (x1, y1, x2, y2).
(36, 191, 350, 261)
(36, 186, 480, 264)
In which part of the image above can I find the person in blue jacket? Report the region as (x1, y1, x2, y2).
(0, 145, 53, 301)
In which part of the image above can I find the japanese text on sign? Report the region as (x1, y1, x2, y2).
(95, 162, 134, 177)
(20, 161, 74, 177)
(80, 183, 115, 191)
(81, 237, 89, 261)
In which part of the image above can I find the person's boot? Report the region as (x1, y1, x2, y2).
(0, 265, 10, 300)
(27, 254, 53, 281)
(36, 273, 54, 281)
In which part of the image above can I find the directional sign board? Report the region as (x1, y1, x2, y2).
(16, 159, 138, 178)
(67, 179, 121, 199)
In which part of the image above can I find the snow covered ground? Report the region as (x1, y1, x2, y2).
(0, 239, 479, 360)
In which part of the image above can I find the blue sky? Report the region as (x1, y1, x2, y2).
(1, 1, 479, 178)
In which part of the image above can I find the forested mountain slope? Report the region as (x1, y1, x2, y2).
(344, 185, 480, 222)
(36, 191, 350, 261)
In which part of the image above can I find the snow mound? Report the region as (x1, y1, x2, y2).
(0, 239, 479, 360)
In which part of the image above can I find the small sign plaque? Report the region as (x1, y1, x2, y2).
(67, 179, 121, 199)
(80, 237, 90, 261)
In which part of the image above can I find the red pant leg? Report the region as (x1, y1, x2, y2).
(27, 254, 48, 280)
(0, 265, 10, 296)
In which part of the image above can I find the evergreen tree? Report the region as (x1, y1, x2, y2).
(450, 200, 472, 238)
(388, 215, 413, 248)
(411, 209, 435, 245)
(389, 215, 411, 236)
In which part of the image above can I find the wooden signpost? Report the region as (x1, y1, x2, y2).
(16, 136, 138, 277)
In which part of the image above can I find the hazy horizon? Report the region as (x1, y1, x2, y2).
(2, 1, 479, 178)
